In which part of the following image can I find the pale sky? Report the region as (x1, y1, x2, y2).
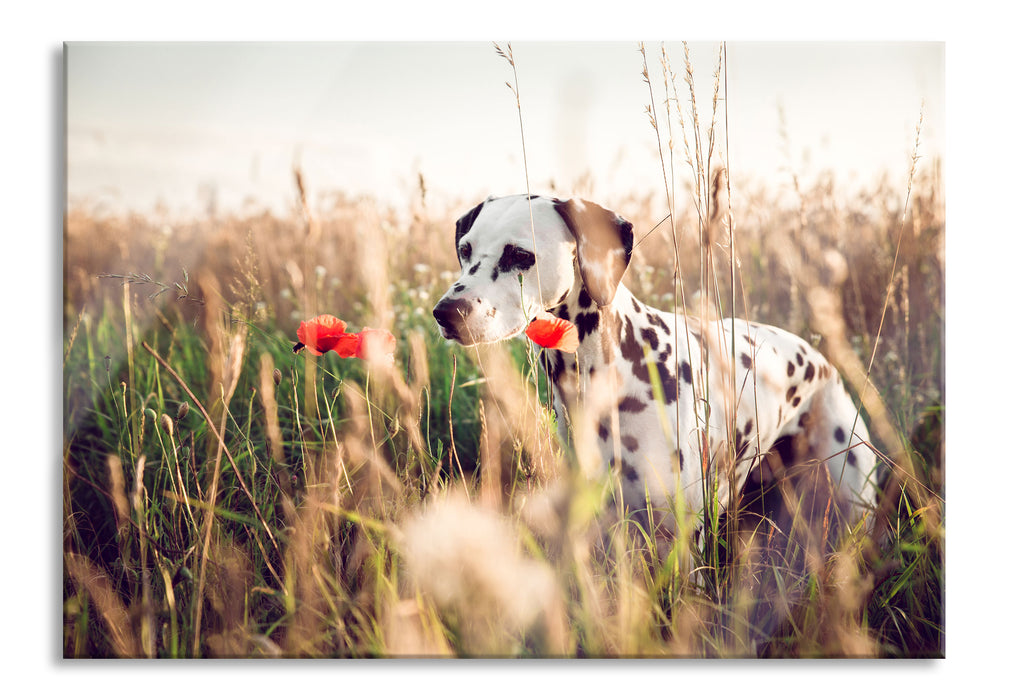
(66, 41, 944, 217)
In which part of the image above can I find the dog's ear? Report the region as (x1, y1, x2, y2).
(454, 196, 494, 263)
(553, 198, 633, 307)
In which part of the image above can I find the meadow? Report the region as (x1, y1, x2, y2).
(62, 48, 944, 659)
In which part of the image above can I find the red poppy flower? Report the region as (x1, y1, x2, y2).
(293, 315, 396, 366)
(294, 314, 349, 355)
(332, 332, 362, 359)
(525, 314, 579, 353)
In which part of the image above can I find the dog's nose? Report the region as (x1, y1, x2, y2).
(432, 297, 471, 329)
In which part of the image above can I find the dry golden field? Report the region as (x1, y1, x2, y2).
(62, 156, 944, 657)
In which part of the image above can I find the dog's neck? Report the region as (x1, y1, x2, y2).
(543, 278, 637, 381)
(542, 276, 691, 406)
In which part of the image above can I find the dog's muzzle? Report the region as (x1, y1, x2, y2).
(432, 297, 476, 345)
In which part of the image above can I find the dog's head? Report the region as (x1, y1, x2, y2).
(432, 194, 634, 346)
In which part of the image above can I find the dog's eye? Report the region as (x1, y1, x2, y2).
(497, 245, 536, 274)
(459, 242, 472, 263)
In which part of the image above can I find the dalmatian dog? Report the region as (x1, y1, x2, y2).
(432, 194, 880, 543)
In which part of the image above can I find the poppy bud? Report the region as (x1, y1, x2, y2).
(160, 413, 174, 438)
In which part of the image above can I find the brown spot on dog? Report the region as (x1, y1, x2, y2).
(618, 395, 648, 414)
(646, 312, 671, 335)
(679, 360, 692, 385)
(575, 310, 600, 341)
(641, 326, 660, 351)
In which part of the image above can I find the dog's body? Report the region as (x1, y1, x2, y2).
(433, 195, 879, 536)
